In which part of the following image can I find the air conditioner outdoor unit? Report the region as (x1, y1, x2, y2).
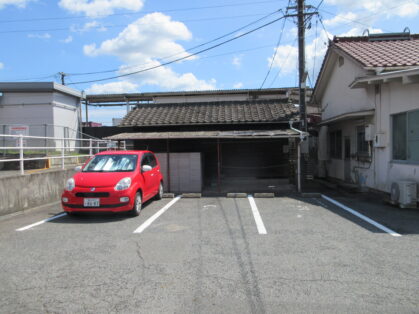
(390, 181, 418, 208)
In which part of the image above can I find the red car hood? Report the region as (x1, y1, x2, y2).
(74, 172, 133, 188)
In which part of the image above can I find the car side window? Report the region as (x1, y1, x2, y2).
(148, 154, 157, 168)
(141, 154, 150, 167)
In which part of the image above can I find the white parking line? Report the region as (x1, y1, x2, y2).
(133, 196, 182, 234)
(16, 213, 67, 231)
(248, 195, 267, 235)
(321, 194, 401, 237)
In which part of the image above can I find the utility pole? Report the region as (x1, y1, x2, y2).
(297, 0, 307, 132)
(285, 0, 317, 130)
(285, 1, 317, 191)
(58, 72, 67, 85)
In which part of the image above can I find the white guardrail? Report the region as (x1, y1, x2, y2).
(0, 133, 126, 175)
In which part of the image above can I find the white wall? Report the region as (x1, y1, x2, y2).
(321, 56, 371, 120)
(0, 91, 80, 149)
(373, 82, 419, 193)
(52, 101, 79, 149)
(324, 80, 419, 195)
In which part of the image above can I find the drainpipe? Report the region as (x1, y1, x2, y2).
(289, 121, 309, 193)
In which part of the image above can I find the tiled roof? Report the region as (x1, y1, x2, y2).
(333, 35, 419, 67)
(120, 100, 299, 126)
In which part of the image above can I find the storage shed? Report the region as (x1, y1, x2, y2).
(105, 97, 303, 194)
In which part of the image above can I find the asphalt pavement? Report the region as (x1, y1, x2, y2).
(0, 194, 418, 313)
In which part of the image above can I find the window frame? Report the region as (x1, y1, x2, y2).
(391, 109, 419, 164)
(356, 125, 370, 159)
(329, 129, 342, 160)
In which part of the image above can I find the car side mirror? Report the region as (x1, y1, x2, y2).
(141, 165, 152, 172)
(75, 166, 82, 172)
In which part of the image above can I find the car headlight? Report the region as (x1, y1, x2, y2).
(65, 178, 75, 191)
(114, 177, 131, 191)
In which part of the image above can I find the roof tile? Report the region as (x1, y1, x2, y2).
(333, 35, 419, 67)
(120, 100, 299, 127)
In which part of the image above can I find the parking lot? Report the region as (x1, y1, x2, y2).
(0, 193, 418, 313)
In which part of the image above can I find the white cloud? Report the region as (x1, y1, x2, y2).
(0, 0, 31, 9)
(28, 33, 51, 39)
(339, 27, 383, 37)
(0, 62, 4, 70)
(84, 13, 216, 91)
(324, 12, 359, 27)
(269, 44, 298, 74)
(270, 29, 331, 82)
(87, 107, 128, 125)
(84, 13, 192, 61)
(232, 55, 243, 68)
(233, 82, 243, 89)
(59, 0, 144, 18)
(325, 0, 419, 18)
(70, 21, 107, 33)
(60, 35, 73, 43)
(86, 81, 138, 94)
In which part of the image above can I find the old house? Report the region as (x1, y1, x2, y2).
(85, 88, 313, 194)
(312, 32, 419, 201)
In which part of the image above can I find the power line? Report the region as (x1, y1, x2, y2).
(0, 11, 276, 35)
(67, 15, 286, 85)
(67, 9, 282, 76)
(1, 73, 56, 82)
(259, 13, 288, 88)
(268, 38, 297, 88)
(0, 0, 282, 24)
(317, 0, 416, 34)
(311, 18, 318, 85)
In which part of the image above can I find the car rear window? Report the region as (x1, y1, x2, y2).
(83, 154, 138, 172)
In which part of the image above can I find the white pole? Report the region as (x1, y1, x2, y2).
(297, 141, 301, 193)
(89, 139, 93, 156)
(61, 139, 65, 170)
(19, 134, 24, 175)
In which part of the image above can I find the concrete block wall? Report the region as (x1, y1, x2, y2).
(0, 168, 75, 216)
(156, 152, 202, 193)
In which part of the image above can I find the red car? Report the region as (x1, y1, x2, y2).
(61, 150, 163, 216)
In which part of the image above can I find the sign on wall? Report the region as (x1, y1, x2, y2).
(8, 125, 29, 146)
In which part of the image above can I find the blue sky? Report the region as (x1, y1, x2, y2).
(0, 0, 418, 124)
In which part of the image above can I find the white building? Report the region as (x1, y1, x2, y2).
(0, 82, 82, 148)
(312, 32, 419, 198)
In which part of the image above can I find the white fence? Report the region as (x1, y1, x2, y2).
(0, 133, 126, 175)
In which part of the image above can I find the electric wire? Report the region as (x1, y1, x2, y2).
(0, 0, 282, 24)
(311, 18, 318, 86)
(67, 9, 282, 76)
(66, 15, 286, 85)
(0, 12, 276, 35)
(2, 73, 56, 82)
(268, 38, 297, 88)
(259, 13, 288, 89)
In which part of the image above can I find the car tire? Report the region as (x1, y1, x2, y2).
(155, 182, 163, 200)
(67, 212, 78, 217)
(130, 192, 142, 216)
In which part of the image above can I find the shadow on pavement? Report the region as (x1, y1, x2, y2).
(289, 190, 419, 235)
(48, 200, 153, 224)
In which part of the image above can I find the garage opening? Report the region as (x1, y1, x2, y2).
(108, 131, 298, 195)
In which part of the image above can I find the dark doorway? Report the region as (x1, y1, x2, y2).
(344, 137, 351, 182)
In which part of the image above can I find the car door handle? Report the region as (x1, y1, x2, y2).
(150, 173, 154, 176)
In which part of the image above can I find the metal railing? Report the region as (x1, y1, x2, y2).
(0, 133, 126, 175)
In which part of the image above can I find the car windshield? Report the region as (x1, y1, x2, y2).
(83, 154, 138, 172)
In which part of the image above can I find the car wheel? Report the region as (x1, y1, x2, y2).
(67, 212, 78, 217)
(155, 182, 163, 200)
(131, 192, 142, 216)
